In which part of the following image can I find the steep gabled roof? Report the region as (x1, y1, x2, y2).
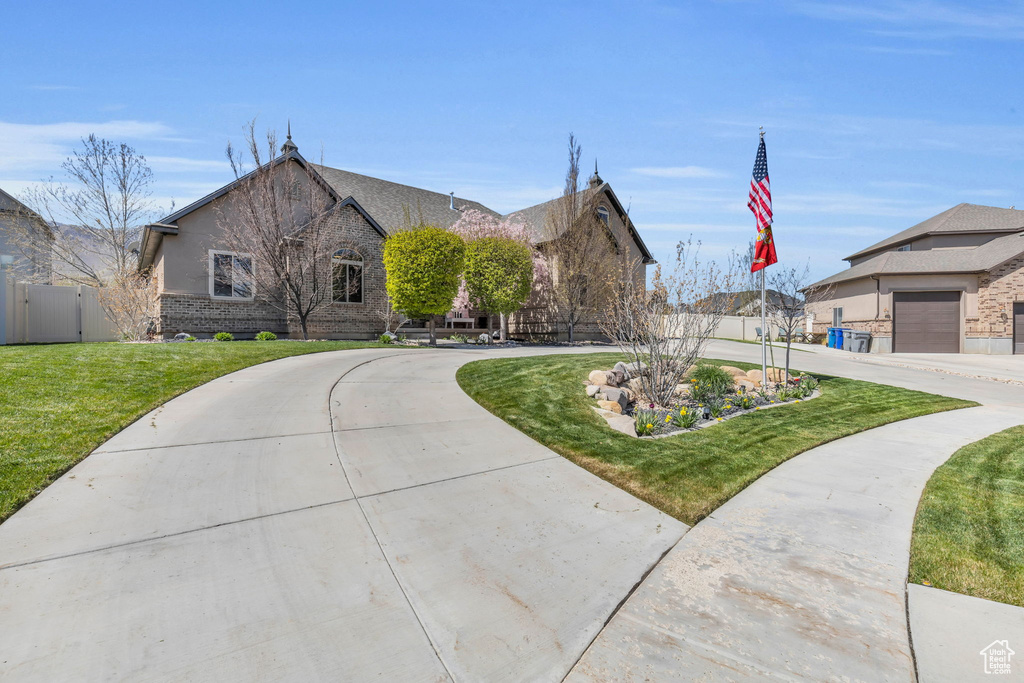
(845, 203, 1024, 261)
(810, 230, 1024, 288)
(311, 165, 499, 233)
(506, 182, 656, 264)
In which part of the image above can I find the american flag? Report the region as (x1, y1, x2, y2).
(748, 135, 777, 272)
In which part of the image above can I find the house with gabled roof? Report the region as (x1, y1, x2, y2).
(138, 134, 654, 339)
(0, 187, 52, 283)
(806, 203, 1024, 354)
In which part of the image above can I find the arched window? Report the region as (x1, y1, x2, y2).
(333, 248, 363, 303)
(597, 206, 610, 226)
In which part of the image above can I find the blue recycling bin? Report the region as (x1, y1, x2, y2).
(827, 327, 836, 348)
(835, 328, 845, 349)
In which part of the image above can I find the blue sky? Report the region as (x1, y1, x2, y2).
(2, 0, 1022, 281)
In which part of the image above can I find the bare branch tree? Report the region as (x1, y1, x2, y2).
(17, 135, 159, 287)
(601, 239, 740, 406)
(215, 122, 347, 339)
(544, 134, 616, 342)
(767, 263, 836, 382)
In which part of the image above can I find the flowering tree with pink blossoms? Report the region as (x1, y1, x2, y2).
(449, 210, 548, 340)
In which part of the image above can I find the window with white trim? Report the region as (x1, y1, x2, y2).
(896, 244, 911, 252)
(209, 250, 253, 299)
(597, 206, 610, 226)
(332, 248, 363, 303)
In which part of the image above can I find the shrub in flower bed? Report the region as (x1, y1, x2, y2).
(584, 361, 821, 438)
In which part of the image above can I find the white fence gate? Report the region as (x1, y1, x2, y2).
(1, 275, 118, 344)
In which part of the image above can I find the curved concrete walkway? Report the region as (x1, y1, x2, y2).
(568, 340, 1024, 681)
(3, 342, 1023, 681)
(0, 347, 684, 681)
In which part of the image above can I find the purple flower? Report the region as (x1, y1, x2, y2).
(649, 402, 655, 409)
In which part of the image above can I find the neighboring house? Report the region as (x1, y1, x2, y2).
(0, 187, 52, 283)
(138, 137, 654, 339)
(696, 289, 799, 316)
(806, 203, 1024, 354)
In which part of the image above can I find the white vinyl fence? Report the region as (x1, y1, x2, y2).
(662, 314, 814, 341)
(1, 275, 118, 344)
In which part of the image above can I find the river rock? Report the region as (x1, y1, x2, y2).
(589, 370, 610, 386)
(597, 400, 623, 414)
(586, 384, 601, 398)
(720, 365, 748, 378)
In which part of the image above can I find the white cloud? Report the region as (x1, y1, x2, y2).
(789, 1, 1024, 40)
(630, 166, 728, 179)
(0, 120, 176, 173)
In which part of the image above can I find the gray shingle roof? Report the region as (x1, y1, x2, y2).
(846, 203, 1024, 261)
(311, 165, 500, 234)
(810, 230, 1024, 288)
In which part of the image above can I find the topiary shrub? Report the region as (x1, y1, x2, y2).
(689, 364, 734, 404)
(214, 332, 234, 342)
(255, 331, 277, 341)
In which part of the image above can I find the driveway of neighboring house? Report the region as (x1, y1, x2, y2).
(1, 342, 1022, 681)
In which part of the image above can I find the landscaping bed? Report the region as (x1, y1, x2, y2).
(910, 425, 1024, 607)
(457, 352, 976, 525)
(0, 340, 393, 523)
(585, 360, 820, 437)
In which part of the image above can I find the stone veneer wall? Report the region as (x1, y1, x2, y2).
(157, 293, 286, 337)
(975, 254, 1024, 340)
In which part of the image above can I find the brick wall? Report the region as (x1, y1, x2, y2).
(975, 255, 1024, 338)
(157, 293, 286, 337)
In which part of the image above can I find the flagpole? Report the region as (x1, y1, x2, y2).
(761, 268, 767, 389)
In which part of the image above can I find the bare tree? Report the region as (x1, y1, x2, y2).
(767, 263, 835, 382)
(601, 239, 740, 406)
(17, 135, 159, 287)
(216, 122, 345, 339)
(544, 134, 616, 342)
(10, 136, 163, 340)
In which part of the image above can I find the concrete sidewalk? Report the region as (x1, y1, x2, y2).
(0, 347, 684, 681)
(567, 404, 1024, 681)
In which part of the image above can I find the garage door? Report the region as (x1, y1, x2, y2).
(893, 291, 961, 353)
(1015, 303, 1024, 354)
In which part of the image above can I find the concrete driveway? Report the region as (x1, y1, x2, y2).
(0, 347, 684, 682)
(3, 341, 1023, 681)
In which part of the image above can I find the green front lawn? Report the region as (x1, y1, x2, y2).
(910, 426, 1024, 606)
(457, 353, 975, 526)
(0, 340, 392, 523)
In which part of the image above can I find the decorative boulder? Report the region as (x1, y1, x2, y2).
(613, 361, 631, 379)
(674, 383, 691, 396)
(746, 369, 764, 383)
(720, 366, 748, 378)
(601, 387, 630, 413)
(627, 377, 644, 395)
(586, 384, 601, 398)
(381, 331, 398, 342)
(589, 370, 610, 386)
(766, 367, 786, 382)
(597, 399, 623, 414)
(174, 332, 190, 340)
(626, 361, 648, 377)
(606, 370, 624, 387)
(735, 379, 757, 392)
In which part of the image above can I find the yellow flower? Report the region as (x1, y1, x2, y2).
(691, 379, 697, 383)
(795, 399, 801, 403)
(665, 415, 672, 422)
(717, 418, 723, 422)
(755, 407, 760, 410)
(646, 423, 653, 430)
(680, 408, 687, 415)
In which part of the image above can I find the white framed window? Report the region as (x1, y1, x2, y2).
(209, 250, 253, 300)
(597, 206, 610, 227)
(896, 244, 911, 252)
(332, 248, 363, 303)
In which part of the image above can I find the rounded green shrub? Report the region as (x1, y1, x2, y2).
(255, 331, 277, 341)
(214, 332, 234, 342)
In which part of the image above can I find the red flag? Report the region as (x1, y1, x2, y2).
(748, 135, 777, 272)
